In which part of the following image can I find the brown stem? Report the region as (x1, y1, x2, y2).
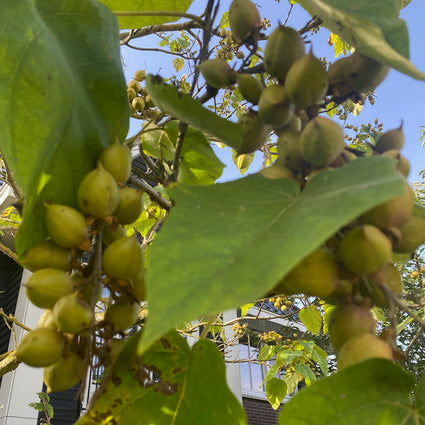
(129, 176, 172, 211)
(167, 122, 188, 184)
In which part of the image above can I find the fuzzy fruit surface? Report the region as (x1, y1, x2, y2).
(337, 334, 393, 370)
(375, 126, 405, 153)
(199, 59, 235, 89)
(113, 187, 144, 225)
(264, 26, 305, 82)
(276, 129, 307, 174)
(78, 163, 119, 217)
(53, 293, 93, 334)
(25, 268, 74, 309)
(99, 142, 132, 183)
(300, 116, 345, 167)
(361, 181, 413, 229)
(228, 0, 261, 42)
(285, 52, 329, 109)
(237, 111, 267, 155)
(393, 215, 425, 253)
(44, 204, 88, 248)
(44, 352, 84, 393)
(21, 240, 71, 272)
(276, 248, 340, 298)
(102, 236, 144, 281)
(15, 328, 64, 367)
(236, 73, 262, 104)
(258, 85, 295, 126)
(328, 304, 376, 350)
(382, 150, 410, 177)
(105, 298, 141, 331)
(339, 225, 392, 275)
(37, 309, 57, 329)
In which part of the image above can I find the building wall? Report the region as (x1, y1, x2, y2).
(243, 397, 282, 425)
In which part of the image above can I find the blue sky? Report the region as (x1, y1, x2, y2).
(121, 0, 425, 183)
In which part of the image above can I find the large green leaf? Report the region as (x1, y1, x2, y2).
(299, 306, 322, 335)
(279, 359, 418, 425)
(145, 75, 244, 151)
(297, 0, 425, 81)
(0, 0, 129, 256)
(76, 331, 246, 425)
(99, 0, 194, 29)
(139, 156, 405, 352)
(141, 121, 225, 185)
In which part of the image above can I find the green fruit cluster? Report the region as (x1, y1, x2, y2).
(16, 142, 146, 393)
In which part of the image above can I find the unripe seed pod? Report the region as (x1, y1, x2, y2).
(393, 215, 425, 253)
(102, 223, 127, 246)
(105, 298, 141, 332)
(25, 268, 74, 309)
(53, 293, 93, 334)
(102, 236, 144, 281)
(258, 85, 295, 126)
(37, 310, 57, 329)
(237, 111, 268, 155)
(199, 59, 236, 89)
(44, 204, 88, 248)
(229, 0, 261, 43)
(113, 187, 144, 225)
(21, 240, 71, 272)
(382, 150, 410, 177)
(127, 79, 140, 93)
(328, 304, 376, 350)
(374, 125, 404, 153)
(44, 352, 84, 393)
(130, 271, 146, 302)
(361, 181, 413, 229)
(99, 141, 132, 183)
(285, 51, 329, 109)
(77, 162, 120, 217)
(261, 164, 296, 180)
(275, 248, 340, 298)
(134, 70, 146, 82)
(339, 225, 392, 275)
(275, 129, 307, 174)
(15, 328, 64, 367)
(236, 153, 253, 171)
(131, 97, 146, 113)
(264, 26, 305, 82)
(127, 88, 137, 102)
(337, 334, 393, 370)
(300, 116, 345, 167)
(236, 73, 262, 104)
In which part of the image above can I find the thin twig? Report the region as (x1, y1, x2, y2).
(167, 122, 188, 184)
(129, 176, 172, 211)
(0, 351, 20, 378)
(0, 308, 31, 332)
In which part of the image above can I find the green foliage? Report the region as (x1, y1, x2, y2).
(76, 331, 246, 425)
(141, 158, 404, 351)
(299, 306, 322, 335)
(266, 377, 287, 410)
(29, 392, 54, 424)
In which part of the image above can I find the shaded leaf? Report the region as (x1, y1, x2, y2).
(299, 306, 322, 335)
(145, 75, 244, 150)
(173, 58, 184, 72)
(240, 302, 255, 318)
(76, 331, 246, 425)
(294, 364, 316, 385)
(100, 0, 194, 29)
(283, 368, 299, 395)
(266, 378, 287, 410)
(139, 157, 405, 352)
(258, 345, 276, 361)
(277, 350, 304, 367)
(0, 0, 129, 256)
(279, 359, 417, 425)
(297, 0, 425, 81)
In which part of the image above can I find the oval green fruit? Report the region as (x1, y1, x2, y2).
(258, 85, 295, 127)
(25, 268, 74, 309)
(102, 236, 144, 281)
(105, 298, 141, 332)
(264, 26, 305, 82)
(113, 187, 144, 225)
(393, 215, 425, 253)
(237, 111, 268, 154)
(44, 204, 88, 249)
(229, 0, 261, 42)
(99, 141, 132, 183)
(21, 240, 71, 272)
(15, 328, 64, 367)
(53, 293, 93, 334)
(199, 59, 235, 89)
(382, 150, 410, 177)
(275, 129, 307, 174)
(285, 51, 329, 109)
(375, 125, 404, 153)
(236, 73, 262, 104)
(300, 116, 345, 167)
(44, 351, 84, 393)
(78, 162, 120, 217)
(37, 310, 57, 329)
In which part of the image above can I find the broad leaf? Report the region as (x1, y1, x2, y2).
(297, 0, 425, 81)
(266, 378, 287, 410)
(141, 121, 225, 185)
(279, 359, 417, 425)
(76, 331, 246, 425)
(0, 0, 129, 256)
(277, 350, 304, 367)
(258, 345, 276, 361)
(294, 364, 316, 385)
(139, 157, 405, 352)
(145, 75, 244, 150)
(299, 306, 322, 335)
(100, 0, 194, 29)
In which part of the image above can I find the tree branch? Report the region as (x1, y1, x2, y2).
(129, 176, 172, 211)
(0, 351, 20, 377)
